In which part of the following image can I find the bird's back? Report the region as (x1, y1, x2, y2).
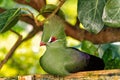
(67, 48, 105, 72)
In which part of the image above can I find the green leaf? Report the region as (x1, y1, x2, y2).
(0, 8, 21, 33)
(102, 0, 120, 27)
(101, 43, 120, 69)
(40, 4, 65, 19)
(102, 48, 113, 62)
(81, 40, 98, 56)
(0, 0, 4, 4)
(77, 0, 105, 33)
(61, 0, 77, 25)
(25, 0, 31, 2)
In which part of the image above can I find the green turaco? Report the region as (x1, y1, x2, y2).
(39, 16, 104, 76)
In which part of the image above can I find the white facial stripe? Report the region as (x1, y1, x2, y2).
(48, 37, 52, 42)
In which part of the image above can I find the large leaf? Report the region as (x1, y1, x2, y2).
(102, 0, 120, 27)
(77, 0, 105, 33)
(80, 40, 98, 56)
(100, 43, 120, 69)
(0, 8, 21, 33)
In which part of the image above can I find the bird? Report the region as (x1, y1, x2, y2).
(39, 15, 105, 76)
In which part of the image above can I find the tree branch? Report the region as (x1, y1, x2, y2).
(14, 0, 120, 44)
(0, 7, 120, 44)
(14, 0, 46, 11)
(0, 26, 41, 69)
(0, 30, 22, 69)
(0, 10, 41, 69)
(0, 8, 5, 13)
(65, 23, 120, 44)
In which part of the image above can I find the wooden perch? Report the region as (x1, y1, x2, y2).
(0, 69, 119, 80)
(19, 69, 120, 80)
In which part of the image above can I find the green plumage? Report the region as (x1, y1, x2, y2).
(39, 16, 104, 76)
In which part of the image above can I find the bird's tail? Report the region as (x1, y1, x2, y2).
(85, 55, 105, 71)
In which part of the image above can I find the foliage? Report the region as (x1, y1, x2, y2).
(78, 0, 105, 33)
(80, 41, 120, 69)
(80, 40, 98, 56)
(0, 0, 16, 9)
(0, 8, 21, 33)
(102, 0, 120, 27)
(0, 0, 120, 77)
(101, 43, 120, 69)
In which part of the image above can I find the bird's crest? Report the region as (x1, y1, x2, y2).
(40, 15, 66, 46)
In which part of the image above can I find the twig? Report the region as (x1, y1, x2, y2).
(0, 27, 40, 69)
(0, 30, 22, 69)
(22, 8, 34, 19)
(36, 0, 65, 26)
(46, 0, 65, 20)
(22, 28, 40, 42)
(0, 7, 42, 69)
(21, 8, 38, 29)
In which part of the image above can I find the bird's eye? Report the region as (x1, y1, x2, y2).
(48, 36, 57, 43)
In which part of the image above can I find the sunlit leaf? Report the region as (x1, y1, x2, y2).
(77, 0, 105, 33)
(0, 8, 21, 33)
(61, 0, 77, 25)
(102, 0, 120, 27)
(66, 36, 80, 47)
(81, 40, 98, 56)
(46, 0, 58, 4)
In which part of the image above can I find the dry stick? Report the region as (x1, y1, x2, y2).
(0, 30, 22, 69)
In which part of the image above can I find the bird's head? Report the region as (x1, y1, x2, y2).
(40, 16, 66, 47)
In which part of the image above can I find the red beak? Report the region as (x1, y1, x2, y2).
(40, 42, 46, 46)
